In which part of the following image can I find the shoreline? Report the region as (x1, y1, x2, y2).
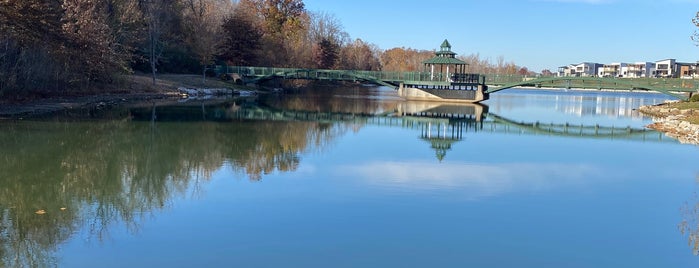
(0, 92, 183, 119)
(637, 103, 699, 145)
(0, 74, 261, 120)
(504, 86, 672, 94)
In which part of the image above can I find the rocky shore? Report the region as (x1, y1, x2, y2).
(638, 103, 699, 145)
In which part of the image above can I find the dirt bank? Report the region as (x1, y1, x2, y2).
(0, 74, 248, 119)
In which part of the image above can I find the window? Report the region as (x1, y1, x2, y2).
(657, 64, 669, 70)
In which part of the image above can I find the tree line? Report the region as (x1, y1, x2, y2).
(0, 0, 533, 98)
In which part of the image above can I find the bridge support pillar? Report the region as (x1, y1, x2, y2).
(398, 83, 488, 103)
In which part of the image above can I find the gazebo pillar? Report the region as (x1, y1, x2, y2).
(421, 39, 468, 83)
(446, 65, 450, 82)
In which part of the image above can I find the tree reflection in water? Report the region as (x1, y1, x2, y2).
(680, 176, 699, 256)
(0, 116, 346, 267)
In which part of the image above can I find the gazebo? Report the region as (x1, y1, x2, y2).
(422, 39, 468, 82)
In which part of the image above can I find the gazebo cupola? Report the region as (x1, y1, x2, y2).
(422, 39, 468, 82)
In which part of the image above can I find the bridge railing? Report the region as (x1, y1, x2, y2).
(217, 66, 486, 84)
(486, 74, 699, 91)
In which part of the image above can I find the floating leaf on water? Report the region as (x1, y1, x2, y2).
(60, 207, 67, 211)
(35, 210, 46, 215)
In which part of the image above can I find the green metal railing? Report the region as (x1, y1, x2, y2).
(216, 66, 486, 86)
(216, 66, 698, 99)
(486, 74, 699, 92)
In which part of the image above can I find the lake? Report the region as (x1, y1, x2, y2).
(1, 86, 699, 267)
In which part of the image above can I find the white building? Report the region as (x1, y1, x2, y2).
(557, 62, 599, 77)
(598, 63, 626, 77)
(621, 62, 654, 78)
(654, 59, 676, 78)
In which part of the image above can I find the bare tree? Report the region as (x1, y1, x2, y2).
(693, 11, 699, 46)
(141, 0, 170, 85)
(496, 55, 505, 75)
(337, 39, 381, 71)
(308, 11, 346, 45)
(182, 0, 233, 84)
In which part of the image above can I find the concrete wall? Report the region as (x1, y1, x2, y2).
(398, 84, 487, 103)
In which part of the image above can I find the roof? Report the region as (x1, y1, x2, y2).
(422, 39, 467, 65)
(422, 56, 467, 65)
(440, 39, 452, 49)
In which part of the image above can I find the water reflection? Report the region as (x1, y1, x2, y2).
(346, 161, 601, 197)
(681, 178, 699, 256)
(488, 89, 667, 124)
(0, 86, 693, 266)
(0, 118, 344, 267)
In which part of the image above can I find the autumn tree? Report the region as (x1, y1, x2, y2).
(259, 0, 306, 37)
(313, 38, 339, 69)
(308, 11, 346, 69)
(381, 47, 433, 72)
(0, 1, 64, 95)
(459, 53, 493, 74)
(517, 67, 529, 76)
(238, 0, 307, 66)
(218, 11, 263, 66)
(337, 39, 381, 71)
(62, 0, 125, 85)
(181, 0, 233, 83)
(0, 0, 142, 96)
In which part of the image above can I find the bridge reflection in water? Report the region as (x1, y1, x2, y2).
(130, 99, 670, 143)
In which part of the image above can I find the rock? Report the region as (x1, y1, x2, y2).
(639, 104, 699, 145)
(177, 87, 233, 97)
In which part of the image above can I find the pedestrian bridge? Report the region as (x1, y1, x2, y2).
(217, 66, 697, 100)
(486, 76, 697, 100)
(131, 100, 671, 143)
(217, 66, 484, 89)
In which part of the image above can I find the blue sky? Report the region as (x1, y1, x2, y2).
(303, 0, 698, 72)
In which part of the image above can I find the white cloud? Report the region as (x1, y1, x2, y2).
(339, 161, 608, 199)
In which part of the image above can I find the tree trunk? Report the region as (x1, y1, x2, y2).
(150, 23, 157, 85)
(202, 66, 206, 85)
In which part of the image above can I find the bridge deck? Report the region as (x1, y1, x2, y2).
(217, 66, 486, 88)
(216, 66, 698, 100)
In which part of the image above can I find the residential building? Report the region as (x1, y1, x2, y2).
(599, 63, 626, 77)
(654, 59, 676, 77)
(622, 62, 654, 78)
(677, 62, 699, 78)
(557, 65, 574, 77)
(557, 62, 599, 77)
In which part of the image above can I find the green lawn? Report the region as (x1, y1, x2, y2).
(662, 101, 699, 124)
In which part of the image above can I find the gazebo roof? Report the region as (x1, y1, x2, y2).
(422, 56, 467, 65)
(422, 39, 467, 65)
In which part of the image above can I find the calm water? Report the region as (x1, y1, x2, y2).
(2, 87, 699, 267)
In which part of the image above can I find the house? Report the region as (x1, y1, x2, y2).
(599, 63, 626, 77)
(654, 59, 675, 78)
(621, 62, 654, 78)
(677, 61, 699, 78)
(553, 59, 698, 79)
(557, 62, 600, 77)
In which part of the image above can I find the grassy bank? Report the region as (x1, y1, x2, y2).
(111, 73, 252, 93)
(653, 101, 699, 124)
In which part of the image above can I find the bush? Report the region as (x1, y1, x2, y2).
(689, 94, 699, 102)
